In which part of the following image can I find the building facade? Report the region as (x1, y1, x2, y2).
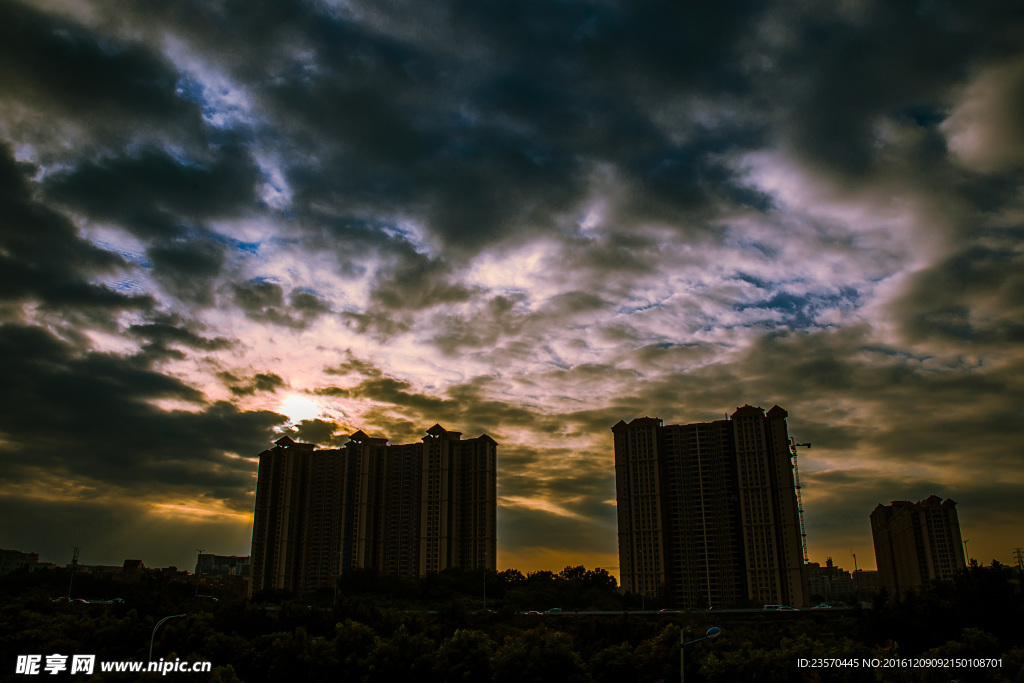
(852, 569, 879, 595)
(804, 558, 858, 602)
(870, 495, 966, 596)
(613, 405, 807, 609)
(195, 554, 250, 577)
(0, 548, 39, 575)
(250, 425, 497, 595)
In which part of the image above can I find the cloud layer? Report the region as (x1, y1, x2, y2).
(2, 0, 1022, 572)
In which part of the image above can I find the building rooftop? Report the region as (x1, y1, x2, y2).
(731, 404, 765, 418)
(626, 416, 663, 427)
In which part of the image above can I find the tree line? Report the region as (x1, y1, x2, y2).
(1, 562, 1022, 682)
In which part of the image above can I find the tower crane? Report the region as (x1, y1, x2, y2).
(789, 438, 811, 563)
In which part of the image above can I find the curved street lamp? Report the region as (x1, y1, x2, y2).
(681, 626, 721, 683)
(149, 614, 186, 665)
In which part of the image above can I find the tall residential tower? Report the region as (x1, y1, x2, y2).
(613, 405, 807, 609)
(870, 496, 966, 596)
(250, 425, 497, 595)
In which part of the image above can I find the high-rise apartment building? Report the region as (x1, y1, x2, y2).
(250, 424, 497, 595)
(870, 495, 966, 596)
(612, 405, 807, 609)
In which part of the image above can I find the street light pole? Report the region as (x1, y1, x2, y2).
(149, 614, 186, 665)
(66, 547, 81, 601)
(194, 549, 205, 597)
(681, 626, 721, 683)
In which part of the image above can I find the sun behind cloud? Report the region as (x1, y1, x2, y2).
(279, 394, 320, 424)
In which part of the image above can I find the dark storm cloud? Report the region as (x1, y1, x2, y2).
(39, 141, 263, 306)
(84, 0, 769, 262)
(163, 1, 594, 252)
(286, 418, 350, 447)
(27, 0, 1017, 280)
(426, 292, 613, 359)
(943, 57, 1024, 174)
(327, 376, 453, 413)
(368, 250, 479, 312)
(128, 320, 234, 352)
(232, 280, 332, 328)
(499, 444, 615, 507)
(426, 294, 528, 356)
(84, 0, 324, 76)
(44, 141, 262, 239)
(657, 326, 993, 404)
(761, 0, 1024, 178)
(0, 323, 286, 510)
(0, 1, 203, 145)
(635, 327, 1024, 459)
(321, 355, 652, 446)
(278, 103, 592, 255)
(218, 371, 286, 397)
(317, 370, 571, 442)
(0, 145, 152, 321)
(893, 236, 1024, 344)
(290, 289, 332, 316)
(127, 317, 234, 364)
(567, 230, 677, 276)
(324, 351, 386, 379)
(147, 237, 228, 304)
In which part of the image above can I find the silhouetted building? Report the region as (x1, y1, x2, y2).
(195, 554, 250, 577)
(250, 425, 497, 595)
(122, 559, 145, 582)
(118, 560, 193, 584)
(0, 548, 38, 574)
(74, 564, 122, 575)
(805, 558, 856, 602)
(852, 568, 878, 594)
(870, 495, 966, 596)
(613, 405, 807, 609)
(150, 566, 190, 582)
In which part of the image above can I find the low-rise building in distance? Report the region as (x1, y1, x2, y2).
(0, 548, 39, 574)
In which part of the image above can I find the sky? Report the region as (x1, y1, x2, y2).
(1, 0, 1022, 577)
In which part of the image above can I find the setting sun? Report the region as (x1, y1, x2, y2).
(279, 395, 319, 423)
